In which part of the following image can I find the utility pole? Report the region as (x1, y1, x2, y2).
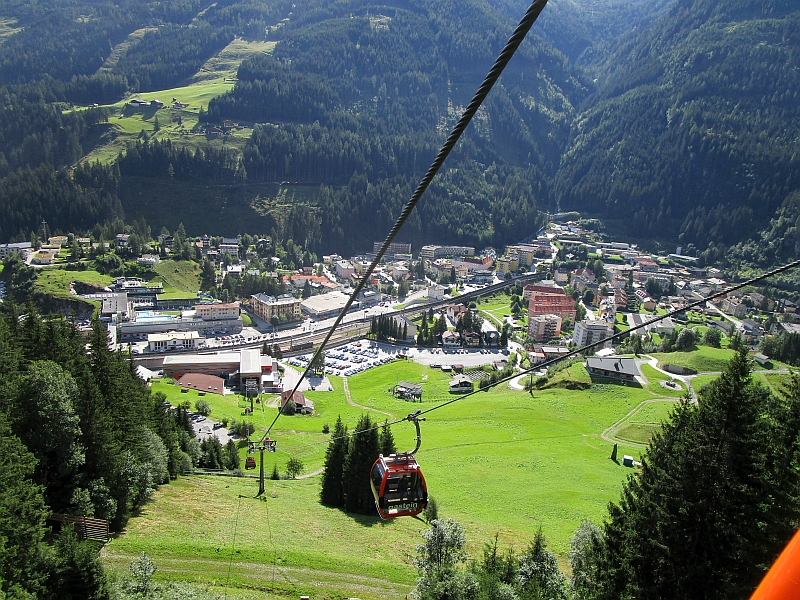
(258, 447, 265, 496)
(254, 436, 277, 497)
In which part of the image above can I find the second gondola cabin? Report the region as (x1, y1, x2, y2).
(370, 454, 428, 519)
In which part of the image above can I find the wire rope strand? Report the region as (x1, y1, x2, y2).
(262, 0, 550, 439)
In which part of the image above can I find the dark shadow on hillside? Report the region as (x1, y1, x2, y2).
(588, 375, 643, 388)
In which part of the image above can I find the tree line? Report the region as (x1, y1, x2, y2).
(319, 414, 397, 514)
(0, 303, 202, 597)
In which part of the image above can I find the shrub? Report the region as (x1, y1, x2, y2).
(322, 423, 330, 434)
(195, 399, 211, 416)
(423, 496, 439, 523)
(286, 458, 304, 479)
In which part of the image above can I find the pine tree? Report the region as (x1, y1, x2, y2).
(591, 348, 800, 599)
(342, 414, 380, 514)
(320, 416, 349, 507)
(379, 420, 397, 456)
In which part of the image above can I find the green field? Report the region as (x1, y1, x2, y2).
(153, 260, 202, 295)
(640, 364, 686, 397)
(34, 267, 113, 300)
(80, 37, 275, 164)
(653, 346, 736, 373)
(105, 355, 693, 597)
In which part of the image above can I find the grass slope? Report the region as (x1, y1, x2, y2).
(153, 259, 202, 295)
(34, 267, 112, 301)
(80, 38, 275, 165)
(108, 357, 689, 597)
(653, 346, 736, 373)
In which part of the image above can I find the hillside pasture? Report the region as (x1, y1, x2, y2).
(108, 354, 693, 597)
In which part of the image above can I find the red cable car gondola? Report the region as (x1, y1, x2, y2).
(245, 456, 256, 470)
(370, 411, 428, 519)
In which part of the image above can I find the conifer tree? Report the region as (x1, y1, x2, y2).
(591, 348, 800, 599)
(342, 413, 380, 514)
(379, 420, 397, 456)
(320, 416, 349, 507)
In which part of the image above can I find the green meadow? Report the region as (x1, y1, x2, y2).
(652, 345, 737, 373)
(34, 267, 113, 302)
(80, 38, 275, 164)
(152, 259, 202, 296)
(105, 356, 690, 597)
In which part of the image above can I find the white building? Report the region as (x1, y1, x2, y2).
(147, 331, 202, 352)
(528, 314, 562, 342)
(137, 254, 160, 266)
(427, 285, 446, 301)
(573, 321, 613, 349)
(0, 242, 32, 259)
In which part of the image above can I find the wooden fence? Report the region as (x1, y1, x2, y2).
(48, 514, 110, 543)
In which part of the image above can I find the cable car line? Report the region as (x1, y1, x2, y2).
(259, 0, 551, 442)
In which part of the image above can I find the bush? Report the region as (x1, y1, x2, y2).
(322, 423, 330, 434)
(195, 399, 211, 416)
(228, 418, 255, 437)
(271, 464, 280, 480)
(286, 458, 304, 479)
(423, 496, 439, 523)
(703, 328, 722, 348)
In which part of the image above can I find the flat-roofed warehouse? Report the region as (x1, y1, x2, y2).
(301, 291, 359, 319)
(163, 349, 282, 392)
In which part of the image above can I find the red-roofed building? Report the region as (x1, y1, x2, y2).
(177, 373, 226, 395)
(528, 291, 577, 322)
(523, 281, 563, 300)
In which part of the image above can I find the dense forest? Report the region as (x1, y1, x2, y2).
(0, 0, 799, 260)
(0, 304, 201, 597)
(555, 0, 800, 252)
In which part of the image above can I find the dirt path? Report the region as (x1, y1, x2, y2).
(297, 467, 324, 479)
(342, 377, 394, 419)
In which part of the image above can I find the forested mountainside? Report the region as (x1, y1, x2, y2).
(0, 0, 798, 261)
(555, 0, 800, 252)
(203, 0, 590, 253)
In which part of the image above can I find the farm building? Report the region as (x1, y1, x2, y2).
(393, 381, 423, 400)
(449, 375, 473, 394)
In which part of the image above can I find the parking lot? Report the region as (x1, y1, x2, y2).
(286, 340, 405, 377)
(285, 339, 515, 377)
(405, 346, 511, 369)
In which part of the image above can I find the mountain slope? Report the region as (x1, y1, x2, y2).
(190, 0, 592, 252)
(555, 0, 800, 250)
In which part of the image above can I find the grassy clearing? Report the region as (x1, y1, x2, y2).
(610, 399, 677, 446)
(34, 267, 113, 300)
(153, 260, 201, 294)
(653, 346, 736, 373)
(115, 359, 662, 596)
(193, 38, 276, 81)
(0, 18, 21, 45)
(758, 372, 796, 395)
(80, 37, 275, 165)
(640, 364, 685, 397)
(690, 374, 720, 395)
(97, 27, 158, 71)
